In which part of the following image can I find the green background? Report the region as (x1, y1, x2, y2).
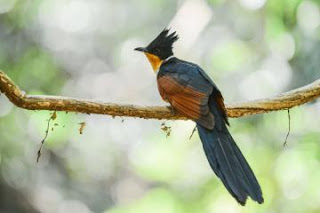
(0, 0, 319, 212)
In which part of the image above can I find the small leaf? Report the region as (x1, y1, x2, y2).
(51, 111, 57, 120)
(78, 122, 86, 135)
(161, 123, 172, 138)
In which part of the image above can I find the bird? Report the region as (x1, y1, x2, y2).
(134, 29, 263, 205)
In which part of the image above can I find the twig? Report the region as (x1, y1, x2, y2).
(37, 111, 57, 162)
(283, 109, 291, 147)
(189, 126, 197, 140)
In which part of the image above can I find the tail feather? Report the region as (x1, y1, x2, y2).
(197, 101, 263, 205)
(227, 132, 263, 202)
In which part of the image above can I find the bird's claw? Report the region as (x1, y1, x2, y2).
(167, 106, 176, 115)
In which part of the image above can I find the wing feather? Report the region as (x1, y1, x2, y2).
(157, 74, 214, 129)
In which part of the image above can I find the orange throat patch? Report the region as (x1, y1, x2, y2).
(145, 53, 163, 72)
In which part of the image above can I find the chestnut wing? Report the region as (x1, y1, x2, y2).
(157, 73, 215, 129)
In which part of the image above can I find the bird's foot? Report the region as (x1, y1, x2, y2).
(167, 106, 176, 115)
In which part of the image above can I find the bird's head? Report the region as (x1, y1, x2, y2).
(134, 29, 179, 72)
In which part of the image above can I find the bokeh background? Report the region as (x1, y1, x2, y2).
(0, 0, 320, 212)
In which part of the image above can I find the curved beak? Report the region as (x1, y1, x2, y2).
(134, 47, 147, 52)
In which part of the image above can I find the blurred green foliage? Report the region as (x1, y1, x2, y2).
(0, 0, 319, 213)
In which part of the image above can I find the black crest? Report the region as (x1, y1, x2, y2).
(146, 29, 179, 60)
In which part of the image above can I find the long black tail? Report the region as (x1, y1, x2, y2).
(197, 99, 263, 205)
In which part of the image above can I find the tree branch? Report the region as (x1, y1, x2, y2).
(1, 70, 320, 119)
